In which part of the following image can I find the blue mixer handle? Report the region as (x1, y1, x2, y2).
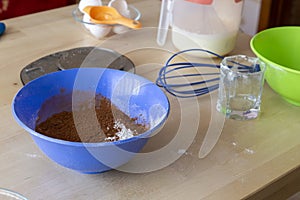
(0, 22, 6, 36)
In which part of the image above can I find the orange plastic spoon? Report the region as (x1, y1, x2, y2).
(83, 6, 142, 29)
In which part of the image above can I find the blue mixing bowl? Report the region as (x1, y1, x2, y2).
(12, 68, 169, 173)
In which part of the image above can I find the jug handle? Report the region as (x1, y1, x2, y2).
(157, 0, 173, 46)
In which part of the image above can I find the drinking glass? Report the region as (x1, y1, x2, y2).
(0, 188, 27, 200)
(216, 55, 266, 120)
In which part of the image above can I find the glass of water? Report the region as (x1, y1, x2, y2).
(216, 55, 266, 120)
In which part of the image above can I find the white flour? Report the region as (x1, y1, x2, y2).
(105, 120, 137, 141)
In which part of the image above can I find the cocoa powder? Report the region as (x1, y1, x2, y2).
(35, 92, 148, 143)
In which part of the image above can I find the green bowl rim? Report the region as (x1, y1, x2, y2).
(250, 26, 300, 75)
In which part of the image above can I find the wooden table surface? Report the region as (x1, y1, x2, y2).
(1, 1, 300, 199)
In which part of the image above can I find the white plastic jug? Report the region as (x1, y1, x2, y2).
(157, 0, 244, 57)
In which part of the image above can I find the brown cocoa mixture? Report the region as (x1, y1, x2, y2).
(35, 93, 148, 143)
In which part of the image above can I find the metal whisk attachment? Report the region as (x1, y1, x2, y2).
(156, 49, 224, 98)
(156, 49, 260, 98)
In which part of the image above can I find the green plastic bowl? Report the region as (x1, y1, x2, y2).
(250, 26, 300, 106)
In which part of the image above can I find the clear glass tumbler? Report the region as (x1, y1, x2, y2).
(0, 188, 27, 200)
(216, 55, 266, 120)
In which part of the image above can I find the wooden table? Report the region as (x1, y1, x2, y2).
(0, 1, 299, 199)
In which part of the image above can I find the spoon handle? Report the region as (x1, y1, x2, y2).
(115, 17, 142, 29)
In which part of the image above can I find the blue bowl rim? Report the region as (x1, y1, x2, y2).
(12, 68, 170, 148)
(250, 26, 300, 75)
